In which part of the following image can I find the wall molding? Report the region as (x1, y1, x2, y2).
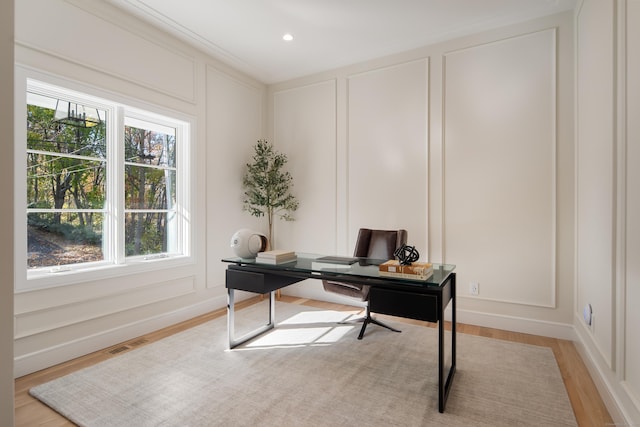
(271, 77, 338, 97)
(574, 0, 617, 371)
(15, 278, 197, 339)
(206, 63, 265, 94)
(345, 57, 430, 81)
(615, 0, 629, 387)
(284, 285, 575, 340)
(442, 28, 558, 308)
(14, 295, 228, 378)
(456, 308, 575, 341)
(19, 0, 198, 104)
(573, 316, 637, 425)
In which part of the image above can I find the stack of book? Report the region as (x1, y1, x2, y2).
(379, 260, 433, 280)
(256, 249, 297, 265)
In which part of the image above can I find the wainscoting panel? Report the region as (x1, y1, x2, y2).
(14, 277, 196, 340)
(346, 60, 428, 254)
(576, 0, 615, 367)
(205, 66, 265, 287)
(16, 0, 196, 103)
(443, 29, 556, 307)
(273, 80, 338, 254)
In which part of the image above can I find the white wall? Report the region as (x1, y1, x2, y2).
(575, 0, 615, 367)
(269, 59, 430, 301)
(273, 80, 338, 254)
(269, 12, 576, 337)
(574, 0, 640, 424)
(346, 61, 428, 250)
(1, 0, 15, 424)
(205, 65, 268, 293)
(444, 29, 557, 308)
(13, 0, 267, 376)
(271, 61, 429, 253)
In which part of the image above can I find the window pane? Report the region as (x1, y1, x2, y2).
(27, 154, 106, 209)
(27, 96, 106, 158)
(124, 124, 176, 167)
(125, 165, 176, 209)
(28, 212, 104, 268)
(125, 212, 177, 256)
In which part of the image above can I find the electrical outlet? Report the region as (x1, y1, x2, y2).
(469, 282, 479, 296)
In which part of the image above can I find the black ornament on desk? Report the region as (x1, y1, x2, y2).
(394, 244, 419, 265)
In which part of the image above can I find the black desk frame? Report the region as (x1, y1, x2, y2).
(224, 261, 456, 413)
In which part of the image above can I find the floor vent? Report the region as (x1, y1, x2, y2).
(106, 338, 149, 355)
(107, 346, 129, 355)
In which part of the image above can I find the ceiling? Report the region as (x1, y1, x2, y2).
(106, 0, 575, 84)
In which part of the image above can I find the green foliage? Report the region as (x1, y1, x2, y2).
(26, 104, 107, 211)
(26, 99, 177, 265)
(242, 140, 299, 242)
(28, 213, 102, 245)
(124, 213, 167, 256)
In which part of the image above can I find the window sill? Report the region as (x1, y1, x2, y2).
(18, 255, 195, 293)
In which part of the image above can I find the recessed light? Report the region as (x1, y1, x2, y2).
(282, 33, 294, 42)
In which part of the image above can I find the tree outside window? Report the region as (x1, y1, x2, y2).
(124, 120, 177, 257)
(27, 93, 107, 268)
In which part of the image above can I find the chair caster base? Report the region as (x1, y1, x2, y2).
(358, 316, 401, 340)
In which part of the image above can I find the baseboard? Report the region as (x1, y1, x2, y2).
(454, 309, 577, 341)
(14, 295, 229, 378)
(284, 283, 576, 340)
(573, 317, 640, 426)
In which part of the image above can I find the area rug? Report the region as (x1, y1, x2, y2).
(30, 301, 577, 427)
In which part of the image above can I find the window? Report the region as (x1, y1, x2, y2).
(25, 80, 191, 279)
(124, 117, 178, 257)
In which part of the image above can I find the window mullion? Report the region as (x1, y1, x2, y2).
(177, 123, 190, 256)
(110, 106, 126, 264)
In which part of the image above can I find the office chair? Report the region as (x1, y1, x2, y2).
(322, 228, 407, 339)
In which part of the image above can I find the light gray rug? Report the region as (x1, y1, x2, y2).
(30, 301, 577, 427)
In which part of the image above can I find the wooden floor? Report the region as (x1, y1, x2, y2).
(15, 296, 612, 427)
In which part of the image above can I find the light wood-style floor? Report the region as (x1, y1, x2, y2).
(15, 296, 612, 427)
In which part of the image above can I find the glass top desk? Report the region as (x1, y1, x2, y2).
(222, 254, 456, 413)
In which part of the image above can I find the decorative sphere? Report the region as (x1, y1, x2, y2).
(230, 229, 267, 259)
(394, 244, 420, 265)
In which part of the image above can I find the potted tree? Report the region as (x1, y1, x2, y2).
(242, 139, 299, 249)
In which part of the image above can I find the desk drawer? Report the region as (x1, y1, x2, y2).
(226, 269, 302, 294)
(369, 288, 438, 322)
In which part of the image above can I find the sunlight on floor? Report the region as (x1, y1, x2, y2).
(241, 309, 360, 349)
(279, 309, 356, 325)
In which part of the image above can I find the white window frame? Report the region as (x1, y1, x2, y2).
(17, 74, 193, 291)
